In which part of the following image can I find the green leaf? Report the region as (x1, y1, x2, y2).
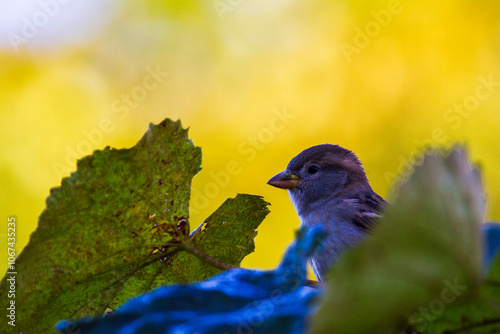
(418, 246, 500, 333)
(312, 147, 486, 334)
(0, 118, 269, 333)
(174, 194, 270, 281)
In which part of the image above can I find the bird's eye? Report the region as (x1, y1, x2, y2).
(307, 165, 319, 174)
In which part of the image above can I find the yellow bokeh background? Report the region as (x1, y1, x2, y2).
(1, 0, 500, 277)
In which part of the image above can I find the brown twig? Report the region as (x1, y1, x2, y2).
(305, 279, 323, 288)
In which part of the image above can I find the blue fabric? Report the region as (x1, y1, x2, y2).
(56, 226, 327, 334)
(482, 222, 500, 274)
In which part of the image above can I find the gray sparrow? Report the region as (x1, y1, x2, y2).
(268, 144, 387, 281)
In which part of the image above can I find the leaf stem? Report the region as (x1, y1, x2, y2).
(179, 240, 237, 271)
(444, 317, 500, 333)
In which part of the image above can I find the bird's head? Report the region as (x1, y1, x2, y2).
(267, 144, 369, 214)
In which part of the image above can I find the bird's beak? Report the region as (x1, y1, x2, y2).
(267, 171, 301, 189)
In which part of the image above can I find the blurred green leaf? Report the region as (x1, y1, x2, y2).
(0, 119, 269, 333)
(313, 147, 486, 333)
(419, 248, 500, 334)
